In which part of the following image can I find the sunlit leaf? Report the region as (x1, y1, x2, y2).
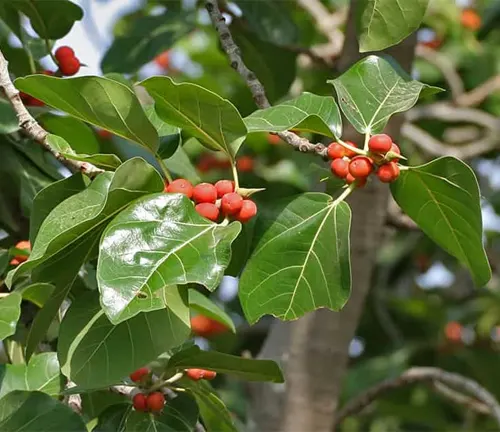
(188, 289, 235, 333)
(0, 293, 21, 341)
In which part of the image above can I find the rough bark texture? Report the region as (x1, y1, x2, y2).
(248, 1, 417, 431)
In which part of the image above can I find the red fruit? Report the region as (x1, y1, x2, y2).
(344, 141, 358, 158)
(42, 70, 55, 76)
(327, 143, 345, 160)
(154, 51, 170, 69)
(133, 393, 148, 412)
(368, 134, 392, 153)
(330, 158, 349, 178)
(190, 315, 228, 337)
(166, 178, 194, 198)
(346, 173, 367, 188)
(236, 156, 254, 172)
(214, 180, 234, 198)
(445, 321, 462, 343)
(29, 97, 45, 107)
(221, 192, 243, 215)
(421, 39, 441, 50)
(267, 133, 281, 145)
(349, 156, 373, 178)
(129, 367, 150, 383)
(186, 368, 217, 381)
(147, 392, 165, 412)
(461, 9, 481, 31)
(59, 56, 80, 76)
(197, 154, 218, 173)
(97, 129, 112, 140)
(377, 162, 400, 183)
(192, 183, 217, 204)
(10, 240, 30, 266)
(234, 199, 257, 223)
(195, 203, 220, 222)
(54, 46, 75, 62)
(389, 143, 401, 161)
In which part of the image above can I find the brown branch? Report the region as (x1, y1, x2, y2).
(456, 75, 500, 107)
(204, 0, 327, 157)
(0, 49, 103, 178)
(335, 367, 500, 427)
(387, 197, 418, 230)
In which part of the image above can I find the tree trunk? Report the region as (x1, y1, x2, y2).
(248, 1, 417, 430)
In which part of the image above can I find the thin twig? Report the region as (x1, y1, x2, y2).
(0, 49, 103, 177)
(432, 381, 491, 415)
(204, 0, 327, 157)
(334, 367, 500, 427)
(456, 75, 500, 107)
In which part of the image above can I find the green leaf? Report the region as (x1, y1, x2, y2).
(0, 391, 86, 431)
(232, 27, 298, 104)
(10, 0, 83, 39)
(41, 114, 100, 155)
(182, 380, 236, 432)
(328, 55, 441, 134)
(0, 353, 61, 398)
(140, 76, 247, 160)
(163, 144, 200, 185)
(168, 346, 284, 382)
(93, 404, 132, 432)
(16, 282, 54, 308)
(239, 193, 351, 323)
(357, 0, 429, 52)
(97, 193, 241, 324)
(81, 390, 127, 420)
(0, 249, 8, 275)
(101, 12, 194, 73)
(188, 289, 235, 333)
(30, 173, 87, 244)
(244, 92, 342, 138)
(145, 105, 182, 160)
(58, 292, 190, 388)
(14, 75, 159, 151)
(0, 99, 18, 134)
(125, 393, 199, 431)
(235, 0, 299, 45)
(0, 293, 21, 341)
(390, 157, 491, 286)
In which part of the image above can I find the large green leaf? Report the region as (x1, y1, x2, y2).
(102, 12, 194, 73)
(235, 0, 299, 45)
(357, 0, 429, 52)
(0, 293, 21, 341)
(10, 0, 83, 39)
(30, 172, 87, 244)
(41, 114, 100, 155)
(182, 380, 236, 432)
(93, 404, 131, 432)
(244, 92, 342, 138)
(188, 289, 235, 333)
(97, 193, 241, 324)
(7, 158, 162, 359)
(15, 75, 159, 151)
(0, 353, 61, 398)
(232, 27, 297, 104)
(0, 391, 86, 431)
(58, 292, 190, 388)
(239, 193, 351, 323)
(163, 144, 200, 185)
(0, 99, 18, 134)
(391, 157, 491, 286)
(167, 346, 284, 382)
(145, 105, 182, 160)
(328, 55, 440, 134)
(16, 282, 54, 308)
(140, 76, 247, 160)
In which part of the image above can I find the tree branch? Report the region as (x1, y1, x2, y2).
(0, 49, 103, 177)
(204, 0, 327, 157)
(456, 74, 500, 107)
(335, 367, 500, 427)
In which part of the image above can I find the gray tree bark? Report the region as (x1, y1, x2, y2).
(248, 1, 417, 431)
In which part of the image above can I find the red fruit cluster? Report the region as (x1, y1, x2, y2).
(327, 134, 401, 187)
(129, 367, 150, 383)
(445, 321, 462, 343)
(236, 156, 254, 173)
(164, 179, 257, 224)
(190, 315, 228, 338)
(132, 391, 165, 413)
(185, 368, 217, 381)
(10, 240, 30, 266)
(197, 153, 231, 172)
(154, 51, 170, 69)
(461, 9, 481, 31)
(55, 46, 81, 76)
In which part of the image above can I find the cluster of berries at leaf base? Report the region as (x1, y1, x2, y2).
(164, 178, 257, 223)
(129, 366, 216, 413)
(10, 240, 31, 266)
(55, 46, 81, 76)
(327, 133, 401, 187)
(191, 314, 229, 338)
